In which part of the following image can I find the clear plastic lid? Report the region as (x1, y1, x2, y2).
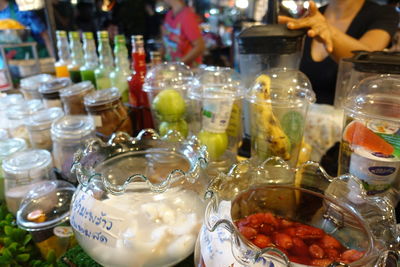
(0, 129, 8, 140)
(344, 74, 400, 122)
(51, 115, 95, 141)
(20, 74, 54, 91)
(189, 66, 244, 99)
(246, 68, 315, 106)
(16, 180, 75, 231)
(0, 138, 26, 160)
(39, 78, 72, 95)
(143, 62, 193, 92)
(60, 81, 94, 98)
(83, 87, 121, 107)
(6, 99, 44, 120)
(0, 94, 24, 111)
(26, 107, 64, 131)
(2, 149, 52, 175)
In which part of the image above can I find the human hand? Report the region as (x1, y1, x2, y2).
(278, 1, 333, 53)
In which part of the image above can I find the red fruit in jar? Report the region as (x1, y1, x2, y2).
(239, 226, 258, 240)
(319, 234, 342, 250)
(295, 225, 324, 239)
(263, 212, 280, 228)
(252, 234, 272, 249)
(273, 233, 293, 249)
(236, 217, 249, 228)
(289, 255, 311, 265)
(260, 224, 274, 235)
(290, 237, 309, 257)
(309, 244, 324, 259)
(310, 258, 333, 267)
(283, 227, 296, 237)
(248, 213, 263, 228)
(324, 248, 340, 260)
(341, 249, 365, 263)
(280, 219, 294, 229)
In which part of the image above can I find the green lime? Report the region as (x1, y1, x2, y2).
(159, 119, 188, 138)
(281, 111, 304, 145)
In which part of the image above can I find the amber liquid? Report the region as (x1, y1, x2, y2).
(55, 64, 70, 78)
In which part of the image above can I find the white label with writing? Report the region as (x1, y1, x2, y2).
(92, 115, 103, 127)
(202, 99, 233, 133)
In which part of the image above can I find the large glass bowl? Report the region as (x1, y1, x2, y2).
(70, 130, 208, 267)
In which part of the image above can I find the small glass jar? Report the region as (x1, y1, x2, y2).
(84, 87, 133, 137)
(20, 74, 54, 100)
(51, 116, 95, 183)
(0, 138, 27, 200)
(39, 78, 72, 108)
(6, 99, 44, 143)
(2, 149, 55, 214)
(26, 107, 64, 150)
(60, 81, 95, 115)
(0, 94, 24, 130)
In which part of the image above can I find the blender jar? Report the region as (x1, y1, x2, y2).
(26, 107, 64, 150)
(143, 62, 193, 137)
(60, 81, 95, 115)
(51, 115, 95, 184)
(2, 149, 55, 214)
(188, 66, 244, 174)
(84, 87, 133, 137)
(16, 180, 76, 259)
(70, 130, 208, 267)
(39, 77, 72, 108)
(339, 74, 400, 197)
(20, 74, 54, 100)
(246, 68, 315, 167)
(196, 159, 399, 267)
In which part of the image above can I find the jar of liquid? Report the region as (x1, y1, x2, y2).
(39, 78, 72, 108)
(60, 81, 95, 115)
(84, 87, 133, 137)
(51, 116, 95, 184)
(26, 107, 64, 150)
(2, 149, 55, 214)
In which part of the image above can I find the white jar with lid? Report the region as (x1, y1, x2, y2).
(6, 99, 44, 143)
(26, 107, 64, 150)
(39, 78, 72, 108)
(2, 149, 55, 214)
(51, 116, 95, 183)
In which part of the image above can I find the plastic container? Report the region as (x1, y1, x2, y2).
(26, 107, 64, 150)
(60, 81, 95, 115)
(84, 87, 133, 137)
(188, 66, 244, 174)
(6, 99, 44, 143)
(51, 116, 95, 183)
(16, 180, 76, 259)
(0, 138, 26, 200)
(39, 77, 72, 108)
(143, 62, 194, 133)
(246, 68, 315, 167)
(20, 74, 54, 100)
(339, 74, 400, 196)
(70, 130, 208, 267)
(2, 149, 55, 214)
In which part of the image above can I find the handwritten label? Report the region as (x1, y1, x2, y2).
(70, 190, 124, 247)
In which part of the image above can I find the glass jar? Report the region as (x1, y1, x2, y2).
(2, 149, 55, 214)
(70, 130, 208, 267)
(0, 138, 27, 200)
(20, 74, 54, 100)
(6, 99, 44, 143)
(60, 81, 95, 115)
(51, 116, 95, 183)
(196, 159, 399, 267)
(16, 180, 76, 259)
(0, 94, 24, 130)
(26, 107, 64, 150)
(84, 87, 133, 137)
(39, 77, 72, 108)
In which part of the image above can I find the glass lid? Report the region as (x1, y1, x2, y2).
(0, 94, 24, 111)
(0, 138, 26, 160)
(2, 149, 52, 173)
(83, 87, 121, 106)
(16, 180, 76, 231)
(6, 99, 44, 120)
(51, 115, 95, 140)
(20, 74, 54, 91)
(26, 107, 64, 130)
(60, 81, 94, 97)
(39, 78, 72, 94)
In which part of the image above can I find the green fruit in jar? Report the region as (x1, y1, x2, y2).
(152, 89, 186, 122)
(198, 130, 228, 160)
(159, 119, 188, 138)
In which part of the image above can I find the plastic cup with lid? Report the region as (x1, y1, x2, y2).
(2, 149, 55, 214)
(16, 180, 76, 259)
(20, 74, 54, 100)
(39, 77, 72, 108)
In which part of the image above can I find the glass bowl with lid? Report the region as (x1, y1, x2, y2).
(60, 81, 95, 115)
(143, 62, 194, 137)
(20, 73, 54, 100)
(0, 94, 24, 131)
(2, 149, 55, 214)
(39, 77, 72, 108)
(70, 130, 209, 267)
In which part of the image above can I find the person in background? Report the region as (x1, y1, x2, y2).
(279, 0, 399, 105)
(162, 0, 205, 66)
(0, 0, 54, 57)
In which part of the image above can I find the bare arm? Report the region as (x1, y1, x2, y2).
(181, 37, 205, 66)
(40, 30, 55, 58)
(279, 1, 391, 62)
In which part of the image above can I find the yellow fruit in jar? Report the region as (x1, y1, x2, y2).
(0, 19, 25, 29)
